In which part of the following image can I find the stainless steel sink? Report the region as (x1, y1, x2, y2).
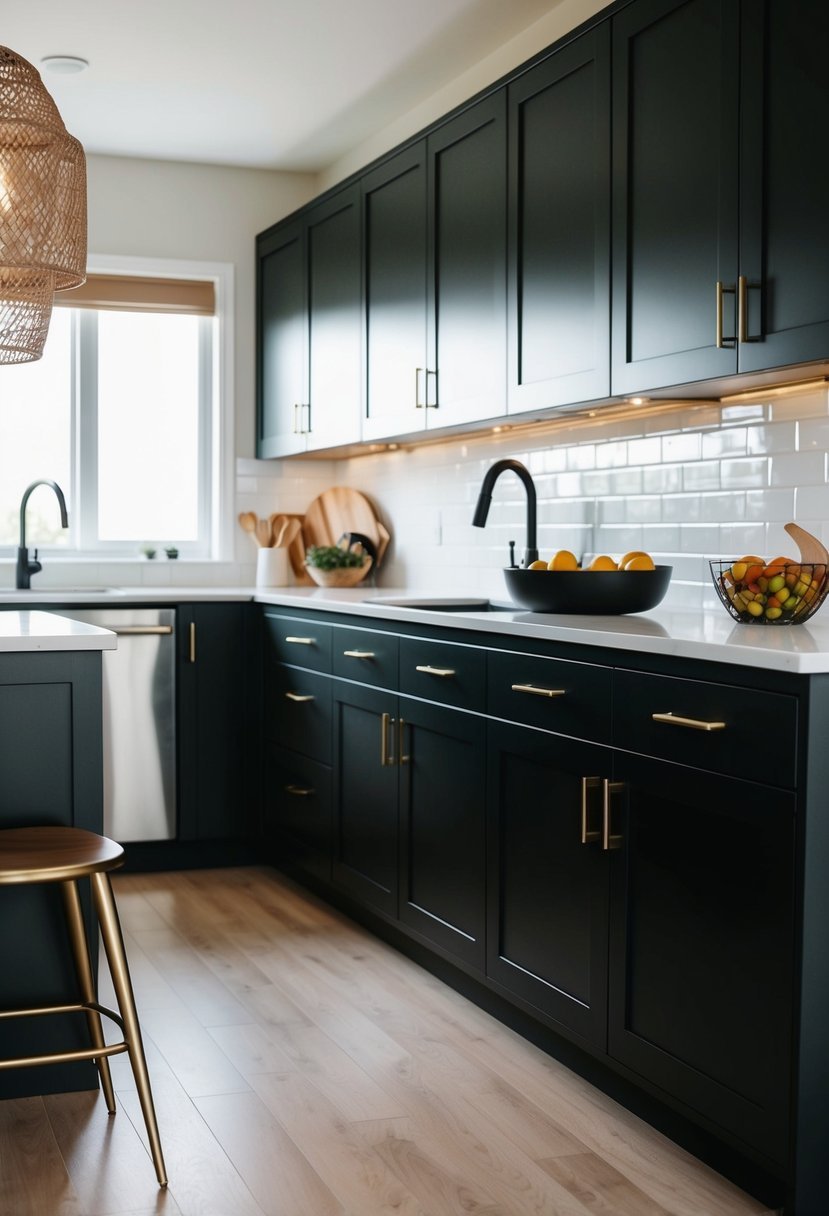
(364, 596, 514, 612)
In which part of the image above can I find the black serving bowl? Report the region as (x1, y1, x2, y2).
(503, 565, 672, 615)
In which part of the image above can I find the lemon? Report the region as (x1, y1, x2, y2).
(548, 549, 579, 571)
(588, 555, 617, 571)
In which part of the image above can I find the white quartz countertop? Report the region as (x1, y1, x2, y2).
(254, 585, 829, 675)
(0, 611, 116, 653)
(4, 584, 829, 672)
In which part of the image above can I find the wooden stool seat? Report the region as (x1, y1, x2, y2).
(0, 825, 167, 1187)
(0, 826, 124, 885)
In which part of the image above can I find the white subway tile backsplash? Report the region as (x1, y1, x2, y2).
(770, 450, 826, 486)
(746, 422, 797, 455)
(701, 427, 746, 459)
(798, 416, 829, 451)
(795, 484, 829, 519)
(596, 441, 628, 469)
(700, 492, 745, 522)
(720, 457, 768, 489)
(663, 432, 701, 463)
(626, 437, 662, 465)
(683, 462, 721, 491)
(770, 388, 829, 421)
(643, 464, 683, 494)
(745, 488, 795, 521)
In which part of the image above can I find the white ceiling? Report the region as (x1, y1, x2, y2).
(3, 0, 561, 171)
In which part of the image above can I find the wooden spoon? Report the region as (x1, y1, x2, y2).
(238, 511, 257, 537)
(256, 518, 272, 548)
(277, 517, 301, 549)
(784, 522, 829, 566)
(269, 513, 288, 547)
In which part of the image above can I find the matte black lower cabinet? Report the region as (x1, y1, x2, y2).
(260, 607, 829, 1214)
(486, 720, 612, 1046)
(609, 754, 794, 1166)
(331, 680, 486, 968)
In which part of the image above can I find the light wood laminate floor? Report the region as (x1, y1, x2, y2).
(0, 867, 781, 1216)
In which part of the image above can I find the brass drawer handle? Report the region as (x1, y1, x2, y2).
(512, 683, 565, 699)
(284, 784, 314, 797)
(652, 712, 726, 732)
(284, 636, 315, 645)
(343, 650, 375, 659)
(285, 692, 314, 703)
(415, 665, 456, 678)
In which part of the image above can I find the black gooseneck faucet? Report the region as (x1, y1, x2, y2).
(471, 458, 538, 568)
(16, 480, 70, 589)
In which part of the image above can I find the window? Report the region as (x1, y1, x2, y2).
(0, 258, 232, 559)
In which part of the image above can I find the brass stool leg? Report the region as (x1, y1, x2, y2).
(61, 880, 117, 1113)
(90, 871, 168, 1188)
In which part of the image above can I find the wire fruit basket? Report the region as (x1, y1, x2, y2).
(710, 558, 829, 625)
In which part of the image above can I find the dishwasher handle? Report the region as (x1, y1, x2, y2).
(109, 625, 175, 636)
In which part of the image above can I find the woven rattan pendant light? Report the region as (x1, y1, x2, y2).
(0, 46, 87, 363)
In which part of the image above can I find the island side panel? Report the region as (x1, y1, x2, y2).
(0, 650, 103, 1098)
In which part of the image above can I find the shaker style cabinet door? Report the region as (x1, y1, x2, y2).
(611, 0, 740, 394)
(305, 187, 362, 451)
(427, 92, 507, 430)
(737, 0, 829, 372)
(607, 753, 794, 1165)
(486, 721, 612, 1048)
(362, 144, 429, 442)
(508, 25, 610, 414)
(256, 217, 308, 457)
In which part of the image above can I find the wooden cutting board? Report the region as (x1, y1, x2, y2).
(303, 487, 387, 563)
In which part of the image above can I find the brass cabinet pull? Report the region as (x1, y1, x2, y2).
(652, 712, 726, 732)
(398, 717, 409, 765)
(284, 636, 315, 645)
(343, 650, 375, 660)
(602, 779, 624, 851)
(715, 280, 736, 349)
(737, 275, 760, 343)
(580, 777, 602, 845)
(189, 621, 196, 663)
(284, 691, 314, 703)
(511, 683, 566, 699)
(415, 664, 456, 678)
(284, 784, 314, 797)
(380, 712, 396, 766)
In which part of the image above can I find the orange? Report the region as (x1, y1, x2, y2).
(618, 550, 649, 569)
(588, 554, 617, 571)
(548, 549, 579, 571)
(527, 559, 547, 570)
(623, 553, 655, 571)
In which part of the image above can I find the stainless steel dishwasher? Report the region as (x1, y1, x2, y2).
(57, 606, 176, 841)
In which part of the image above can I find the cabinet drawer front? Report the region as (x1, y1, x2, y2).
(399, 637, 485, 711)
(263, 747, 332, 885)
(266, 666, 332, 763)
(488, 650, 611, 742)
(613, 670, 797, 788)
(264, 613, 332, 672)
(333, 626, 398, 688)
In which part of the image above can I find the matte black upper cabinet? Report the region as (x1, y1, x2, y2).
(363, 93, 507, 440)
(612, 0, 829, 396)
(257, 186, 361, 457)
(508, 25, 611, 414)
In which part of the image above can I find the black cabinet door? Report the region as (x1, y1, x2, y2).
(486, 720, 612, 1047)
(398, 697, 486, 970)
(331, 681, 399, 915)
(611, 0, 740, 394)
(363, 143, 428, 441)
(306, 187, 362, 450)
(427, 92, 507, 429)
(608, 753, 793, 1164)
(256, 217, 307, 456)
(738, 0, 829, 372)
(508, 25, 610, 414)
(178, 603, 248, 841)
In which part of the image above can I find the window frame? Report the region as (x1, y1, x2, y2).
(2, 253, 234, 562)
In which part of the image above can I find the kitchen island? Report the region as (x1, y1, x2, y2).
(0, 612, 115, 1099)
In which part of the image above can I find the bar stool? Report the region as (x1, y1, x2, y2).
(0, 826, 167, 1187)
